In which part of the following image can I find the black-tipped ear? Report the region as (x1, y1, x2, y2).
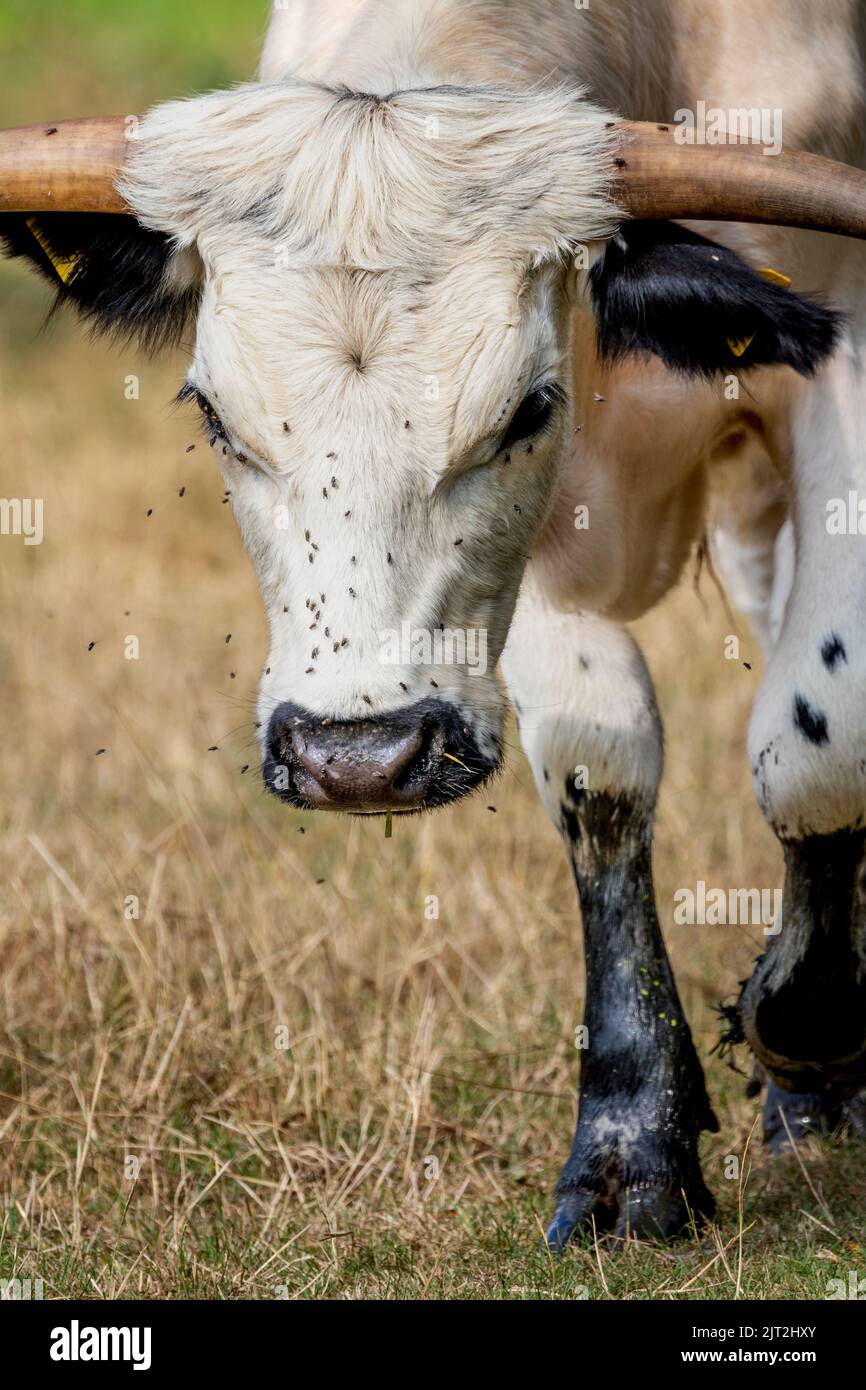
(0, 212, 200, 352)
(589, 220, 840, 377)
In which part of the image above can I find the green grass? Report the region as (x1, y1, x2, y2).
(0, 0, 267, 124)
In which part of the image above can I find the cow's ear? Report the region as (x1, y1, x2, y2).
(0, 212, 201, 351)
(588, 220, 840, 377)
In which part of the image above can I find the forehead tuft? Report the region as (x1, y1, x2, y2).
(123, 79, 619, 272)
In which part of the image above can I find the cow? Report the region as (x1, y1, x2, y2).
(2, 0, 866, 1248)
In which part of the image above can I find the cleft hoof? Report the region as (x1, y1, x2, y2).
(844, 1092, 866, 1138)
(613, 1184, 697, 1241)
(762, 1081, 841, 1152)
(762, 1080, 866, 1151)
(542, 1190, 610, 1254)
(544, 1178, 713, 1253)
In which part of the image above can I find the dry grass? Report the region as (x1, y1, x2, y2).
(2, 284, 865, 1301)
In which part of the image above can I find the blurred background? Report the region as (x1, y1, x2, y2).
(0, 1, 860, 1300)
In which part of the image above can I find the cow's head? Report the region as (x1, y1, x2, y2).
(2, 82, 862, 814)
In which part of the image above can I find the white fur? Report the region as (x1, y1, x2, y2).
(501, 573, 663, 816)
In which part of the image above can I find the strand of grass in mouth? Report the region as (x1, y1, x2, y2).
(384, 810, 392, 838)
(443, 752, 471, 771)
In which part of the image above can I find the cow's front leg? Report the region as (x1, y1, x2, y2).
(741, 349, 866, 1132)
(501, 579, 717, 1247)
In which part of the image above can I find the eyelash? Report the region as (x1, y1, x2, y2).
(178, 382, 230, 448)
(501, 382, 566, 451)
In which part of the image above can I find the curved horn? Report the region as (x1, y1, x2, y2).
(0, 117, 131, 214)
(4, 113, 866, 235)
(611, 121, 866, 239)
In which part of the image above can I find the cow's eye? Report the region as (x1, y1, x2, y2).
(501, 382, 566, 451)
(193, 389, 229, 446)
(178, 382, 230, 447)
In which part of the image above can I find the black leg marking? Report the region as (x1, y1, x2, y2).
(820, 634, 847, 673)
(739, 830, 866, 1103)
(793, 695, 829, 746)
(546, 786, 717, 1251)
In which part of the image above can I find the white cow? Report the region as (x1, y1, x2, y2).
(3, 0, 866, 1245)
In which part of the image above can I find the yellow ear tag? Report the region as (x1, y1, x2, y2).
(727, 334, 755, 358)
(759, 266, 792, 288)
(26, 217, 80, 285)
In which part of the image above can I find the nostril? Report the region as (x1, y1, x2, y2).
(391, 718, 440, 792)
(380, 728, 426, 786)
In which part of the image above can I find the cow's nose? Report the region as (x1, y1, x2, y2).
(290, 719, 425, 809)
(264, 699, 494, 813)
(267, 708, 433, 811)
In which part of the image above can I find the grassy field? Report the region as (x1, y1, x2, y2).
(1, 2, 865, 1301)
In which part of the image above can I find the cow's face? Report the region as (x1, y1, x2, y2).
(121, 81, 619, 812)
(186, 241, 578, 810)
(8, 82, 838, 814)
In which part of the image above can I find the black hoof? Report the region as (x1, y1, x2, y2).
(613, 1183, 697, 1240)
(762, 1081, 841, 1151)
(763, 1079, 866, 1151)
(543, 1191, 606, 1254)
(544, 1179, 710, 1252)
(844, 1092, 866, 1138)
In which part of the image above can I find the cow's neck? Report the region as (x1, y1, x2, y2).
(260, 0, 676, 120)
